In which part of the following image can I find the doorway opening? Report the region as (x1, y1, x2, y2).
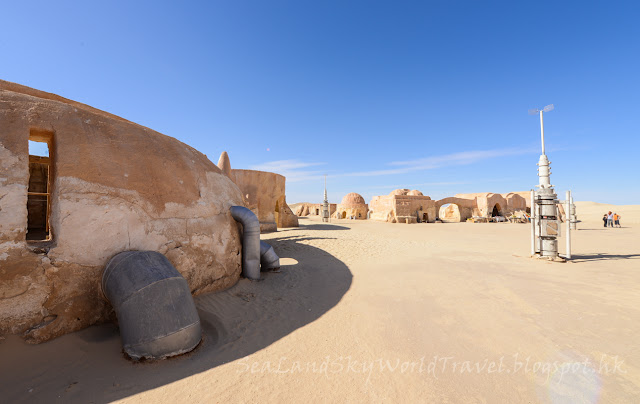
(491, 203, 503, 217)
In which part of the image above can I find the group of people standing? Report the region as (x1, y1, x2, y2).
(603, 211, 621, 228)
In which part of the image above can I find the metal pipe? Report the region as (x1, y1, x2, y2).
(566, 190, 571, 259)
(230, 206, 261, 280)
(260, 241, 280, 271)
(530, 190, 536, 256)
(102, 251, 202, 360)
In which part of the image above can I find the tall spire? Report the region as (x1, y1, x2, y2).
(323, 175, 328, 203)
(322, 174, 329, 222)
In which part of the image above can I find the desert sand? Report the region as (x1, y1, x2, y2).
(1, 202, 639, 403)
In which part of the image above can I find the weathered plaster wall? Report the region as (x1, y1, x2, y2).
(275, 195, 299, 228)
(231, 169, 298, 231)
(503, 192, 528, 212)
(0, 80, 244, 343)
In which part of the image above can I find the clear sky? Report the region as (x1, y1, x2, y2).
(3, 1, 639, 204)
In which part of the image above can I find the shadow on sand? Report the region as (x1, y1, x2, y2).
(301, 223, 351, 231)
(1, 234, 352, 403)
(570, 253, 640, 262)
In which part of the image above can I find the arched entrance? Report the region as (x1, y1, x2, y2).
(491, 203, 503, 217)
(438, 203, 462, 222)
(341, 211, 347, 219)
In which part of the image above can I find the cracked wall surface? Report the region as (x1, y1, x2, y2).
(0, 80, 244, 343)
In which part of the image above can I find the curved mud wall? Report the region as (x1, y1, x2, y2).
(0, 81, 244, 343)
(231, 169, 298, 232)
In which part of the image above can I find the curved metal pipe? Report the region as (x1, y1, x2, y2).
(260, 241, 280, 271)
(102, 251, 202, 360)
(230, 206, 261, 280)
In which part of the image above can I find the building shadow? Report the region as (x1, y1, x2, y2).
(1, 234, 353, 403)
(301, 223, 351, 231)
(570, 253, 640, 262)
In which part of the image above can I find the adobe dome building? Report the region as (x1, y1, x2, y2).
(369, 189, 436, 223)
(0, 81, 246, 343)
(335, 192, 368, 219)
(369, 189, 530, 223)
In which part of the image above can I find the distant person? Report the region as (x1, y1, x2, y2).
(614, 213, 621, 228)
(603, 213, 608, 228)
(607, 211, 614, 227)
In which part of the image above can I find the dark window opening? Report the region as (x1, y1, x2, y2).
(27, 130, 54, 242)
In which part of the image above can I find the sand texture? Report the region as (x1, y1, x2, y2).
(1, 202, 638, 403)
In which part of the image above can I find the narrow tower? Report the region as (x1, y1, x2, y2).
(322, 175, 330, 223)
(530, 105, 560, 259)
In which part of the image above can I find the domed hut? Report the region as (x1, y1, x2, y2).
(335, 192, 368, 219)
(0, 80, 245, 343)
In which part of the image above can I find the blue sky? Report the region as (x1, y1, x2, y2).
(3, 1, 639, 204)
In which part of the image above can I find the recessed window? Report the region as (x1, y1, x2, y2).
(27, 130, 54, 242)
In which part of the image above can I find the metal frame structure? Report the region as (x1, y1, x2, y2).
(528, 104, 574, 260)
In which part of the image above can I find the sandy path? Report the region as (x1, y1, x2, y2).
(1, 209, 638, 403)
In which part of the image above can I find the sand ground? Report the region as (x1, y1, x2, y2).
(1, 204, 638, 403)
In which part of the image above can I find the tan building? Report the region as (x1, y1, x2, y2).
(294, 203, 337, 217)
(369, 189, 437, 223)
(370, 189, 530, 223)
(217, 152, 299, 232)
(334, 192, 368, 219)
(0, 80, 247, 343)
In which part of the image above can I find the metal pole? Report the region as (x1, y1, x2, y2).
(566, 190, 571, 259)
(530, 190, 536, 256)
(540, 110, 545, 155)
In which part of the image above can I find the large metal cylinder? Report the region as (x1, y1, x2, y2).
(102, 251, 202, 360)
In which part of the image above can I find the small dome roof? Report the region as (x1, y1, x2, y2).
(341, 192, 366, 205)
(389, 189, 410, 196)
(407, 190, 423, 196)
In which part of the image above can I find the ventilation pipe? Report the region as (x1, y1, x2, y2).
(230, 206, 261, 280)
(260, 241, 280, 271)
(102, 251, 202, 360)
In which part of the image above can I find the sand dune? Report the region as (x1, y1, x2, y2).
(1, 205, 639, 403)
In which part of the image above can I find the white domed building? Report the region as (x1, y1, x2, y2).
(335, 192, 368, 220)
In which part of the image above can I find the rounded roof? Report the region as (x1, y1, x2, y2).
(407, 190, 423, 196)
(389, 189, 411, 196)
(341, 192, 366, 206)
